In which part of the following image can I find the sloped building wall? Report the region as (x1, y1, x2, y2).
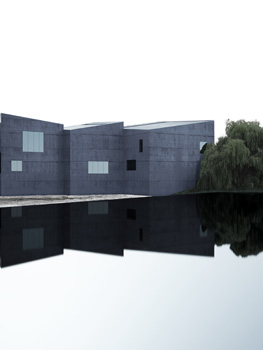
(148, 122, 214, 195)
(124, 121, 214, 196)
(124, 129, 150, 195)
(0, 113, 64, 195)
(66, 122, 125, 195)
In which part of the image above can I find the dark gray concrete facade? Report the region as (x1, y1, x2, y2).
(0, 113, 214, 196)
(0, 113, 65, 195)
(64, 122, 125, 195)
(124, 121, 214, 195)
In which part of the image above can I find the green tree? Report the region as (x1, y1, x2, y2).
(197, 120, 263, 190)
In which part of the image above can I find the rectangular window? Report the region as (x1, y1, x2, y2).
(11, 160, 22, 172)
(23, 131, 44, 152)
(23, 228, 44, 250)
(88, 161, 109, 174)
(139, 139, 143, 152)
(0, 153, 1, 173)
(127, 160, 136, 171)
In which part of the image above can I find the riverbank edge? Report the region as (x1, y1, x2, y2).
(0, 194, 149, 208)
(175, 188, 263, 195)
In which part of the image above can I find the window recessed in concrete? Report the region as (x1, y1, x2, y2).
(11, 160, 22, 172)
(139, 139, 143, 152)
(23, 131, 44, 152)
(88, 161, 109, 174)
(200, 141, 207, 154)
(127, 160, 136, 171)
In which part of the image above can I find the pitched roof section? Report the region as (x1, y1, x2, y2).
(64, 122, 118, 130)
(124, 121, 211, 130)
(64, 120, 213, 131)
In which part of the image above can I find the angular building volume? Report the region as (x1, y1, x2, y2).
(0, 113, 214, 196)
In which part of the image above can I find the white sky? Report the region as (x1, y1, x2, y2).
(0, 0, 263, 142)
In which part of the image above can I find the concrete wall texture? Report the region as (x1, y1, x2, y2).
(0, 114, 64, 195)
(64, 122, 125, 195)
(0, 113, 214, 196)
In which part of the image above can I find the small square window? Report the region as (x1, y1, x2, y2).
(11, 160, 22, 172)
(127, 160, 136, 171)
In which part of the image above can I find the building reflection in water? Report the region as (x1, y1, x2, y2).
(124, 196, 214, 257)
(64, 201, 124, 256)
(0, 205, 64, 268)
(0, 195, 215, 268)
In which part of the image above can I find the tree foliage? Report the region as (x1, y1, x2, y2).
(197, 120, 263, 190)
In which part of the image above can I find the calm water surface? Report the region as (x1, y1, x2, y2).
(0, 195, 262, 350)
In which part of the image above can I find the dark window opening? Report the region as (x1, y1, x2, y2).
(139, 139, 143, 152)
(200, 143, 207, 154)
(0, 153, 1, 173)
(139, 228, 143, 241)
(127, 160, 136, 171)
(127, 209, 136, 220)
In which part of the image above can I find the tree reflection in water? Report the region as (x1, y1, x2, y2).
(197, 193, 263, 257)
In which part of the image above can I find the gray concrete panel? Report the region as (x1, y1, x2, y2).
(0, 113, 65, 195)
(67, 122, 124, 195)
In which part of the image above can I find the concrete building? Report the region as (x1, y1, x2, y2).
(0, 113, 214, 196)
